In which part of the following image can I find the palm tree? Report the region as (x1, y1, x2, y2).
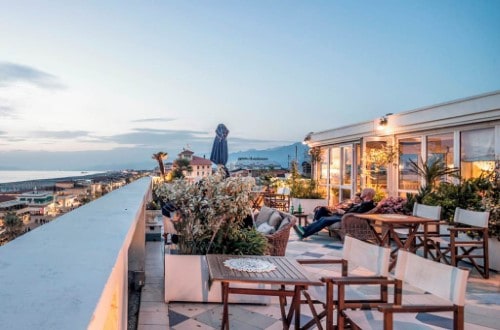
(172, 158, 192, 179)
(152, 152, 168, 179)
(3, 212, 23, 240)
(408, 156, 459, 203)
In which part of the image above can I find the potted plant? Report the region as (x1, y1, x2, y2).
(286, 160, 327, 215)
(155, 170, 269, 302)
(410, 162, 500, 271)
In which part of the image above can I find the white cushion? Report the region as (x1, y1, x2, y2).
(257, 222, 276, 235)
(277, 217, 290, 231)
(268, 211, 283, 228)
(255, 206, 275, 226)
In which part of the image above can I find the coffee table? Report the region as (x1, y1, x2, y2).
(206, 254, 322, 329)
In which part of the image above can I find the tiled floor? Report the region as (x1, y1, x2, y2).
(138, 230, 500, 329)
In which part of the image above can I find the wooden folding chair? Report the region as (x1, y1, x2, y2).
(343, 250, 470, 330)
(394, 202, 441, 253)
(297, 235, 393, 330)
(426, 207, 490, 278)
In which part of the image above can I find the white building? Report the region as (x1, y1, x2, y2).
(305, 90, 500, 205)
(178, 149, 213, 181)
(16, 188, 56, 216)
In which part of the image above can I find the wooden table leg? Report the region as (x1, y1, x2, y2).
(221, 282, 229, 330)
(284, 286, 303, 329)
(294, 286, 301, 329)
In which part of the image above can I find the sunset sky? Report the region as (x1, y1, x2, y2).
(1, 1, 499, 170)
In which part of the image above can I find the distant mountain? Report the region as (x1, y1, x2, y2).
(228, 142, 310, 169)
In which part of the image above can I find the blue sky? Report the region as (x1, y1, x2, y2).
(1, 1, 499, 170)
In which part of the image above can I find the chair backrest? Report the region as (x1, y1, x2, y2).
(276, 187, 290, 195)
(394, 250, 469, 306)
(342, 235, 391, 276)
(413, 203, 441, 219)
(454, 207, 490, 228)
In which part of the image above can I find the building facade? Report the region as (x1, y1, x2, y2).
(305, 91, 500, 205)
(178, 149, 213, 181)
(16, 188, 56, 216)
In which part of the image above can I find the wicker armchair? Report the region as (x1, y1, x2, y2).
(337, 203, 382, 242)
(254, 207, 297, 256)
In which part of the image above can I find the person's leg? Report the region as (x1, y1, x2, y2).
(301, 215, 342, 237)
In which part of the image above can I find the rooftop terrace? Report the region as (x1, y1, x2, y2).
(0, 177, 498, 329)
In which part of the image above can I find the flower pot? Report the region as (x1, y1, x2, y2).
(488, 238, 500, 271)
(164, 253, 271, 303)
(145, 209, 161, 223)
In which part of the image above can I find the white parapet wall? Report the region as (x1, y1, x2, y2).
(0, 177, 151, 330)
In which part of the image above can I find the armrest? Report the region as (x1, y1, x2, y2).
(324, 276, 396, 286)
(297, 258, 343, 265)
(448, 226, 487, 233)
(378, 303, 456, 313)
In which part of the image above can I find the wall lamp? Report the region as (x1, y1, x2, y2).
(377, 113, 393, 130)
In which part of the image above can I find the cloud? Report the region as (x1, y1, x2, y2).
(96, 128, 293, 156)
(0, 62, 65, 89)
(102, 128, 210, 148)
(0, 104, 17, 118)
(131, 117, 177, 123)
(31, 130, 91, 139)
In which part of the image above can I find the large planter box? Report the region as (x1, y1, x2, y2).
(476, 238, 500, 272)
(290, 198, 327, 216)
(164, 254, 271, 303)
(487, 238, 500, 271)
(455, 235, 499, 272)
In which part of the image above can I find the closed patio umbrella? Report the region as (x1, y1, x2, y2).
(210, 123, 229, 176)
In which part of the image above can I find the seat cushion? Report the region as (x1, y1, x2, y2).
(255, 206, 275, 227)
(277, 217, 291, 231)
(257, 222, 276, 235)
(268, 211, 283, 229)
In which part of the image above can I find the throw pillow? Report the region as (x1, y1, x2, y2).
(255, 206, 275, 227)
(257, 222, 276, 235)
(277, 217, 290, 231)
(268, 211, 283, 229)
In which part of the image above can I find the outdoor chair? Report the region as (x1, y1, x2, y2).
(264, 187, 291, 212)
(297, 235, 393, 330)
(394, 202, 442, 253)
(425, 207, 490, 278)
(253, 206, 297, 256)
(343, 250, 469, 330)
(336, 203, 383, 242)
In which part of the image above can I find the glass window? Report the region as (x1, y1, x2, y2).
(342, 146, 352, 185)
(330, 147, 341, 186)
(427, 133, 454, 169)
(364, 141, 390, 191)
(318, 147, 328, 184)
(399, 138, 421, 190)
(330, 187, 340, 205)
(461, 128, 495, 179)
(356, 144, 361, 190)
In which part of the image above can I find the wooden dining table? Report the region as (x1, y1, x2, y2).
(354, 213, 438, 270)
(206, 254, 322, 330)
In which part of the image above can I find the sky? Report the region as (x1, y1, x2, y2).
(1, 0, 499, 170)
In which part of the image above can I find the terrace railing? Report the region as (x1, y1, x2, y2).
(0, 177, 152, 329)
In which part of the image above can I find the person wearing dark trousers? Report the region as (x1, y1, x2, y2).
(293, 188, 376, 239)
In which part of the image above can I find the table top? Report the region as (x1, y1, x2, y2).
(206, 255, 322, 286)
(355, 213, 438, 224)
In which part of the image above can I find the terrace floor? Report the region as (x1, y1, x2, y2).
(138, 230, 500, 329)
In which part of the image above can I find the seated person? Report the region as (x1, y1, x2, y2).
(312, 192, 362, 221)
(293, 188, 376, 239)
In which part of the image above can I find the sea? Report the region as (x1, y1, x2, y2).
(0, 170, 106, 184)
